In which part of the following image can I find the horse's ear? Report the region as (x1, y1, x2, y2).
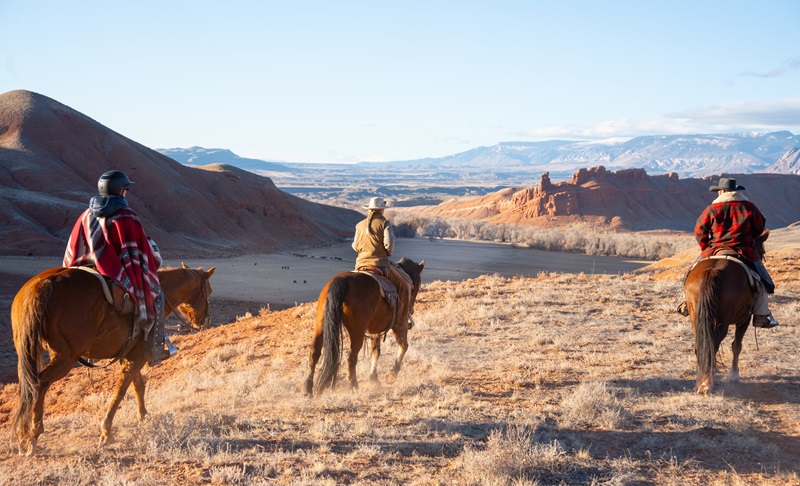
(419, 260, 424, 271)
(206, 266, 216, 279)
(762, 229, 770, 241)
(181, 262, 189, 269)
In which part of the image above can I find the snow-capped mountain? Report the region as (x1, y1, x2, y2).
(375, 131, 800, 179)
(767, 146, 800, 175)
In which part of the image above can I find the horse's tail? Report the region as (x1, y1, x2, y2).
(316, 276, 348, 392)
(695, 268, 718, 391)
(11, 278, 50, 445)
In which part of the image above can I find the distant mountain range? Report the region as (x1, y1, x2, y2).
(159, 147, 296, 174)
(382, 132, 800, 179)
(160, 132, 800, 186)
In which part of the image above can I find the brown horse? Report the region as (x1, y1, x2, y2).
(684, 231, 768, 394)
(11, 264, 215, 455)
(305, 257, 424, 397)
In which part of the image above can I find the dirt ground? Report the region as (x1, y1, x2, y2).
(0, 234, 797, 484)
(0, 238, 646, 385)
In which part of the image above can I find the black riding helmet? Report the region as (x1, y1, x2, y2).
(97, 170, 135, 196)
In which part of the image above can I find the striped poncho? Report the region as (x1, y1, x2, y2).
(64, 196, 162, 328)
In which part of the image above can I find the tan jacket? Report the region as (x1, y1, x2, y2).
(352, 211, 395, 269)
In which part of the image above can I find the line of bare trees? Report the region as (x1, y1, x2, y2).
(392, 214, 695, 260)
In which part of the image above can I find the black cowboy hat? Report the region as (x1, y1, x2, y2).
(709, 177, 745, 192)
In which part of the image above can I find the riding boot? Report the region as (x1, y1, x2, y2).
(675, 263, 694, 316)
(752, 312, 779, 329)
(752, 260, 775, 294)
(148, 292, 175, 366)
(751, 284, 779, 329)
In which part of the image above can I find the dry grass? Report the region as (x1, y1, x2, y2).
(1, 250, 799, 484)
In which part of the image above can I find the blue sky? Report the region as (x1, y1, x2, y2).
(1, 1, 799, 163)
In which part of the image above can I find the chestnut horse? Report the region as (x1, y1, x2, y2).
(305, 257, 424, 396)
(11, 264, 215, 455)
(684, 231, 768, 394)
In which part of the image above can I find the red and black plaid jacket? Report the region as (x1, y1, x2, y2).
(694, 198, 765, 261)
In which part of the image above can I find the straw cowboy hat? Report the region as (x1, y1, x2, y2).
(709, 177, 746, 192)
(363, 197, 389, 210)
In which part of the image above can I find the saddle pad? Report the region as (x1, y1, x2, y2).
(707, 255, 757, 287)
(74, 266, 114, 305)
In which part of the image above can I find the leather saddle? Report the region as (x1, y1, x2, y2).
(75, 266, 136, 315)
(355, 266, 399, 306)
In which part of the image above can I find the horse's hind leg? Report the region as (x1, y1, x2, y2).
(131, 367, 148, 422)
(368, 337, 381, 385)
(100, 359, 137, 444)
(26, 353, 74, 455)
(347, 336, 365, 391)
(386, 331, 409, 384)
(305, 330, 324, 397)
(729, 321, 748, 383)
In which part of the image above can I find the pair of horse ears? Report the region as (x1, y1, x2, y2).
(180, 262, 216, 278)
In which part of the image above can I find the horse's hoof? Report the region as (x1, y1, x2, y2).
(385, 372, 397, 384)
(729, 373, 741, 383)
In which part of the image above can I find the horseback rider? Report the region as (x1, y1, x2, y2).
(353, 197, 395, 275)
(63, 170, 178, 364)
(352, 197, 414, 329)
(678, 177, 778, 329)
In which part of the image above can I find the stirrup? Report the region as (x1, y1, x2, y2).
(165, 337, 179, 357)
(676, 302, 689, 316)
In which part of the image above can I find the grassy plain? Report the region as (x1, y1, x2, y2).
(0, 229, 798, 484)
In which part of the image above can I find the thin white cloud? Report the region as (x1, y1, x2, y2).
(522, 99, 800, 140)
(739, 57, 800, 78)
(672, 99, 800, 126)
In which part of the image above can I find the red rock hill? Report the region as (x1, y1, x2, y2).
(0, 90, 361, 257)
(420, 166, 800, 231)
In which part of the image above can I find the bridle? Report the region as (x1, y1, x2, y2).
(166, 272, 211, 330)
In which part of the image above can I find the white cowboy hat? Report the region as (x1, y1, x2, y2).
(363, 197, 389, 210)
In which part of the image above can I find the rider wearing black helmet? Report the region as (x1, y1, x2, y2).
(97, 170, 135, 196)
(64, 170, 177, 364)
